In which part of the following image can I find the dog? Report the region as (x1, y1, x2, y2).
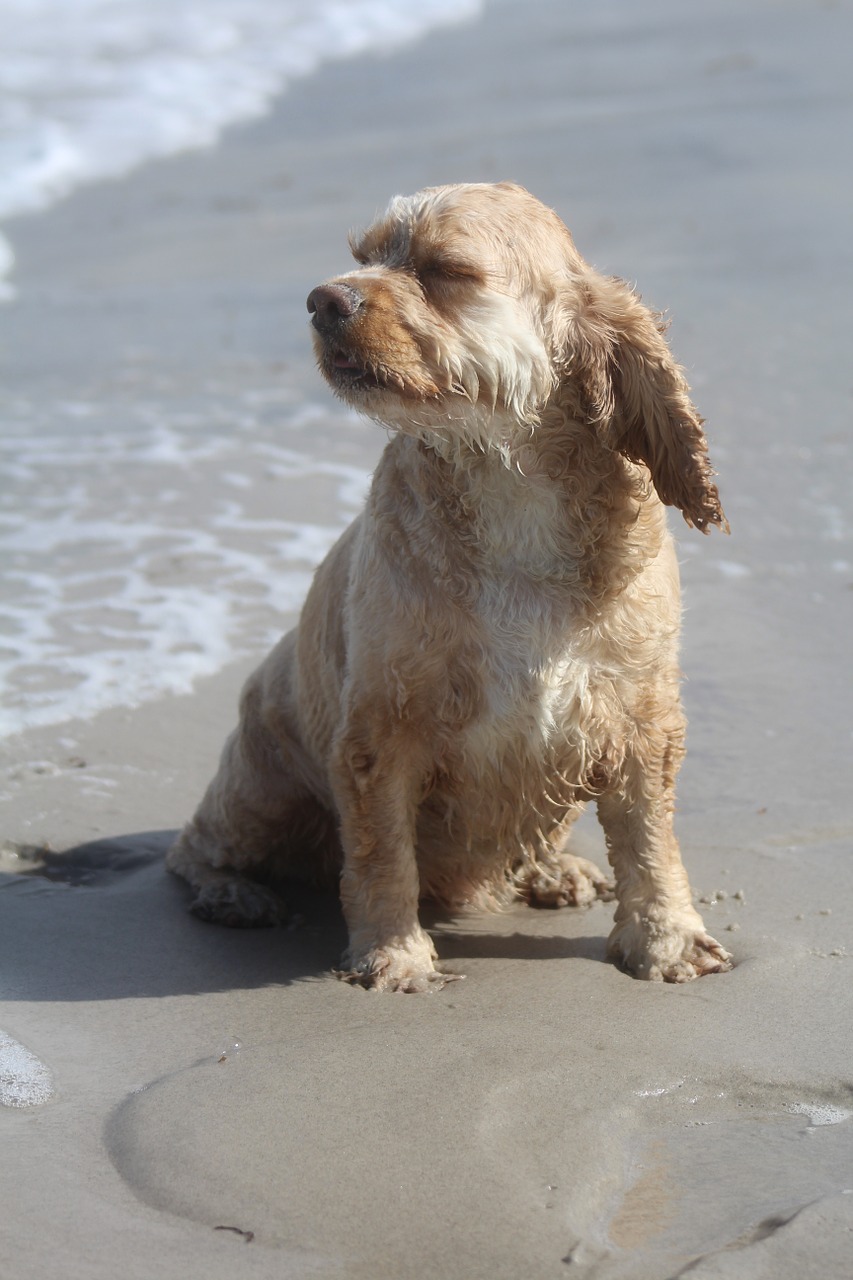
(167, 182, 732, 990)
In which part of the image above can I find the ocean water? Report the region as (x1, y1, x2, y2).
(0, 0, 481, 296)
(0, 0, 482, 738)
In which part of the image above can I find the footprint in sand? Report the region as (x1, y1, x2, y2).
(479, 1068, 853, 1278)
(591, 1078, 853, 1277)
(106, 1053, 853, 1278)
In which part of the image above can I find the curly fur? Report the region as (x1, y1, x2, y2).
(167, 182, 732, 990)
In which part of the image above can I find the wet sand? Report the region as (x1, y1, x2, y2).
(2, 1, 852, 1276)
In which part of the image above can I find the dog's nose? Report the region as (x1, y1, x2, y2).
(306, 282, 364, 332)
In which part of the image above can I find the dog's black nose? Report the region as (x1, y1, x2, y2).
(306, 282, 364, 332)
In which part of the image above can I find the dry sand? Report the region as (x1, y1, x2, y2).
(2, 1, 852, 1276)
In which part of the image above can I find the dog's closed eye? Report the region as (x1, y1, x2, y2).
(417, 258, 482, 283)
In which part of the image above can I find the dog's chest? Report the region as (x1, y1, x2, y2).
(461, 578, 599, 763)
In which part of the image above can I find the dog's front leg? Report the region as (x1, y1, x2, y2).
(597, 722, 732, 982)
(329, 727, 459, 992)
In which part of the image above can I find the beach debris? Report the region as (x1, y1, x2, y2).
(214, 1225, 255, 1243)
(1, 839, 54, 865)
(698, 888, 738, 905)
(216, 1037, 242, 1063)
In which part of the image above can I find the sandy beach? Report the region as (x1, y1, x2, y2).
(2, 1, 852, 1276)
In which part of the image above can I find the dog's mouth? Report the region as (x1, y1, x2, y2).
(326, 350, 382, 391)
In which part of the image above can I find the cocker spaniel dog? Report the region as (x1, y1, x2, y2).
(168, 182, 733, 990)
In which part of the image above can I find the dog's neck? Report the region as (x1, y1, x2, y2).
(381, 411, 667, 605)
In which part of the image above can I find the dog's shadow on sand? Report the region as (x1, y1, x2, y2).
(0, 830, 610, 1001)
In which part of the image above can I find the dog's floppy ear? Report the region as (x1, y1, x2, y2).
(566, 274, 728, 534)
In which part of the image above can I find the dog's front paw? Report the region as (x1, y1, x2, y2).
(335, 935, 463, 993)
(608, 911, 732, 983)
(189, 877, 285, 928)
(524, 853, 615, 908)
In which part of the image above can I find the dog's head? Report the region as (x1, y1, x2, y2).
(308, 182, 726, 532)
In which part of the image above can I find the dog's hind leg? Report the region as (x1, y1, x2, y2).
(166, 824, 288, 927)
(167, 661, 336, 927)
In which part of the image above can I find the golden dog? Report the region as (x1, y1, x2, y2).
(167, 182, 732, 990)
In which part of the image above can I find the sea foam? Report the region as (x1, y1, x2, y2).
(0, 386, 371, 739)
(0, 1029, 54, 1107)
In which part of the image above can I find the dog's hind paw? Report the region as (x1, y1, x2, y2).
(522, 852, 615, 908)
(189, 877, 286, 928)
